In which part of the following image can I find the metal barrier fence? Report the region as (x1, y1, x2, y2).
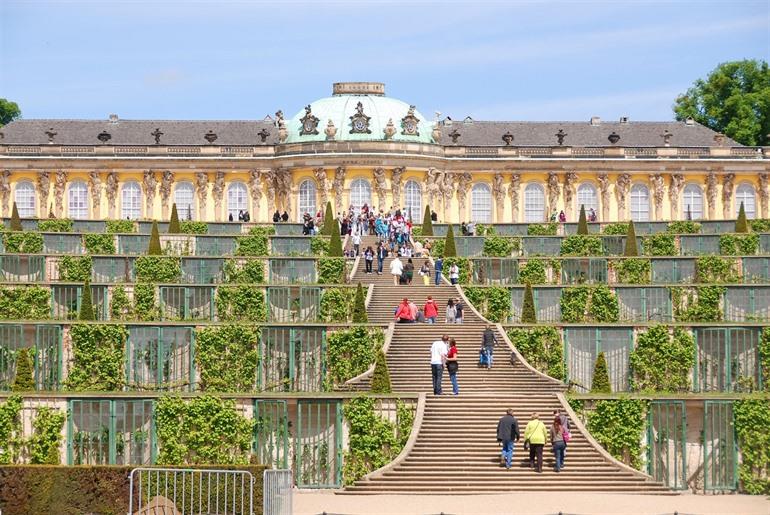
(128, 467, 255, 515)
(263, 469, 292, 515)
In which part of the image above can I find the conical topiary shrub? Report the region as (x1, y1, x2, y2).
(352, 282, 368, 322)
(321, 201, 334, 236)
(370, 349, 392, 393)
(736, 202, 749, 233)
(79, 280, 96, 321)
(624, 220, 639, 256)
(521, 282, 537, 323)
(590, 351, 611, 393)
(422, 204, 434, 236)
(443, 224, 457, 257)
(12, 348, 34, 392)
(329, 218, 343, 256)
(577, 205, 588, 235)
(148, 220, 162, 255)
(168, 203, 181, 234)
(9, 202, 22, 231)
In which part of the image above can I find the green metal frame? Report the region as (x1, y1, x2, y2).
(647, 400, 687, 490)
(703, 400, 738, 491)
(253, 399, 289, 469)
(125, 326, 195, 391)
(563, 327, 633, 392)
(694, 327, 763, 392)
(295, 399, 343, 488)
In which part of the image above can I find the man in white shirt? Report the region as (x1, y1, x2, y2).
(352, 232, 361, 256)
(430, 335, 449, 395)
(390, 256, 404, 286)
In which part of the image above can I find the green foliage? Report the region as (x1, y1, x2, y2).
(109, 285, 132, 321)
(736, 201, 749, 233)
(180, 221, 208, 234)
(590, 352, 612, 393)
(614, 258, 650, 284)
(133, 283, 157, 321)
(65, 324, 127, 391)
(135, 255, 181, 282)
(560, 286, 591, 322)
(58, 255, 92, 282)
(0, 98, 21, 126)
(475, 224, 495, 236)
(3, 231, 43, 253)
(11, 348, 34, 392)
(215, 285, 267, 322)
(321, 202, 335, 236)
(0, 395, 23, 464)
(521, 283, 536, 323)
(342, 396, 413, 485)
(443, 225, 457, 257)
(666, 221, 701, 234)
(560, 285, 618, 323)
(442, 257, 470, 284)
(527, 222, 557, 236)
(673, 59, 770, 146)
(507, 326, 564, 380)
(168, 203, 181, 233)
(761, 328, 770, 392)
(310, 236, 331, 256)
(105, 219, 135, 233)
(194, 325, 260, 392)
(518, 259, 548, 285)
(734, 399, 770, 494)
(155, 395, 254, 465)
(577, 205, 588, 235)
(411, 226, 422, 237)
(591, 285, 619, 322)
(719, 233, 759, 255)
(319, 287, 355, 322)
(643, 233, 676, 256)
(318, 257, 346, 284)
(9, 202, 22, 231)
(560, 235, 602, 256)
(329, 220, 343, 257)
(629, 326, 695, 392)
(671, 285, 725, 322)
(696, 255, 739, 283)
(421, 205, 433, 236)
(37, 219, 73, 233)
(223, 259, 265, 284)
(624, 220, 639, 256)
(370, 350, 392, 393)
(325, 327, 384, 389)
(28, 407, 66, 464)
(482, 236, 519, 257)
(464, 286, 510, 322)
(586, 399, 648, 468)
(0, 286, 50, 320)
(428, 238, 444, 258)
(750, 219, 770, 232)
(78, 281, 95, 321)
(148, 220, 162, 255)
(236, 232, 269, 256)
(352, 282, 368, 323)
(602, 222, 628, 235)
(83, 233, 115, 254)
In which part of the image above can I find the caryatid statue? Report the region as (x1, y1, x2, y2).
(0, 170, 10, 217)
(722, 173, 735, 219)
(562, 172, 578, 215)
(457, 172, 473, 220)
(105, 171, 118, 218)
(333, 167, 346, 214)
(159, 170, 174, 218)
(89, 170, 103, 217)
(313, 167, 329, 210)
(37, 171, 51, 218)
(614, 173, 631, 220)
(142, 170, 158, 218)
(390, 166, 404, 208)
(54, 170, 68, 217)
(439, 171, 454, 221)
(509, 173, 521, 221)
(493, 172, 506, 221)
(546, 172, 560, 214)
(276, 169, 293, 217)
(373, 168, 388, 211)
(195, 172, 209, 220)
(597, 173, 610, 221)
(668, 174, 685, 221)
(212, 171, 226, 221)
(248, 169, 264, 216)
(425, 168, 440, 210)
(650, 174, 665, 219)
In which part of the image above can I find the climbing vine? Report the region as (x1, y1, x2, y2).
(28, 407, 66, 464)
(325, 327, 384, 389)
(443, 257, 470, 284)
(38, 219, 73, 232)
(318, 257, 346, 284)
(180, 221, 208, 234)
(602, 223, 628, 235)
(464, 286, 511, 322)
(155, 395, 254, 465)
(319, 287, 355, 322)
(518, 259, 548, 284)
(629, 325, 695, 392)
(586, 398, 648, 469)
(733, 399, 770, 494)
(235, 228, 269, 256)
(83, 233, 116, 254)
(666, 221, 700, 234)
(613, 258, 651, 284)
(105, 219, 135, 233)
(695, 255, 739, 283)
(482, 236, 520, 257)
(0, 286, 50, 320)
(64, 323, 127, 391)
(559, 235, 603, 256)
(671, 285, 725, 322)
(760, 328, 770, 391)
(749, 219, 770, 233)
(643, 234, 676, 256)
(215, 285, 267, 322)
(109, 285, 133, 320)
(58, 255, 92, 282)
(3, 232, 43, 253)
(527, 223, 557, 236)
(194, 325, 260, 392)
(135, 256, 181, 283)
(133, 283, 157, 321)
(0, 395, 22, 464)
(223, 259, 265, 283)
(310, 237, 331, 256)
(560, 285, 618, 323)
(507, 326, 564, 380)
(719, 234, 759, 256)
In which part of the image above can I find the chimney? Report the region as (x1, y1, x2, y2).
(619, 116, 629, 124)
(685, 117, 695, 126)
(590, 116, 601, 126)
(108, 114, 119, 123)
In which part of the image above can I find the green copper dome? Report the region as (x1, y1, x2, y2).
(285, 82, 435, 144)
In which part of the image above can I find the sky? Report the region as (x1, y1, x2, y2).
(1, 0, 768, 123)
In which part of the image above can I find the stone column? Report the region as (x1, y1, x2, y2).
(614, 173, 631, 220)
(195, 172, 209, 220)
(105, 171, 118, 219)
(508, 173, 521, 222)
(668, 174, 685, 221)
(722, 173, 735, 219)
(142, 170, 158, 219)
(650, 173, 665, 220)
(88, 170, 102, 219)
(160, 170, 174, 219)
(597, 173, 610, 222)
(212, 171, 225, 221)
(705, 172, 718, 219)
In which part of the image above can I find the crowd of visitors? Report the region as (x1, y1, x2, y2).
(393, 296, 465, 324)
(496, 409, 571, 472)
(548, 207, 597, 223)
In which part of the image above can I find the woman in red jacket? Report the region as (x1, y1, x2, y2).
(423, 296, 438, 324)
(395, 298, 414, 323)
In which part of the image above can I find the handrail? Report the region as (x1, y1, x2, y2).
(365, 283, 374, 309)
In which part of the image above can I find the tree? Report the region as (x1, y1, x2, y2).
(521, 283, 537, 323)
(78, 281, 96, 321)
(443, 225, 457, 257)
(590, 352, 611, 394)
(148, 220, 162, 255)
(12, 348, 34, 392)
(9, 202, 22, 231)
(673, 60, 770, 146)
(736, 202, 749, 233)
(329, 218, 343, 256)
(168, 203, 181, 233)
(370, 349, 392, 393)
(352, 282, 368, 323)
(321, 201, 334, 236)
(624, 220, 639, 256)
(0, 98, 21, 126)
(422, 205, 434, 236)
(577, 205, 588, 235)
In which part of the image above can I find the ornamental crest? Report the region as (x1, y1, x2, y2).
(349, 102, 371, 134)
(299, 105, 320, 135)
(400, 105, 420, 136)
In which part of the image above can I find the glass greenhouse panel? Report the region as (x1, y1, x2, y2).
(561, 259, 607, 285)
(647, 401, 687, 490)
(651, 259, 695, 284)
(564, 223, 601, 235)
(616, 287, 672, 322)
(0, 324, 61, 391)
(207, 222, 238, 235)
(679, 236, 720, 256)
(493, 224, 528, 236)
(742, 258, 770, 284)
(631, 222, 669, 235)
(724, 286, 770, 322)
(0, 255, 46, 282)
(181, 258, 224, 284)
(195, 236, 237, 256)
(695, 328, 762, 392)
(601, 236, 644, 256)
(471, 259, 518, 285)
(759, 235, 770, 254)
(700, 221, 734, 234)
(271, 237, 312, 256)
(118, 235, 151, 254)
(159, 286, 213, 321)
(295, 400, 343, 488)
(51, 285, 107, 320)
(273, 223, 303, 236)
(260, 327, 325, 392)
(72, 220, 105, 233)
(564, 327, 632, 392)
(269, 259, 316, 284)
(522, 237, 562, 257)
(43, 234, 83, 254)
(455, 238, 484, 257)
(511, 287, 562, 323)
(254, 400, 289, 469)
(126, 326, 194, 391)
(703, 400, 737, 491)
(267, 287, 292, 322)
(137, 221, 169, 234)
(92, 256, 135, 283)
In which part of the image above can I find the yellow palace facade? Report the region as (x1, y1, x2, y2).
(1, 82, 768, 224)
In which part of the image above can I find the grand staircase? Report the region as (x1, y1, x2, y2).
(343, 235, 671, 493)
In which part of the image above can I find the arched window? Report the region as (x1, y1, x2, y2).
(524, 183, 545, 222)
(682, 184, 704, 220)
(298, 179, 317, 220)
(576, 183, 598, 218)
(630, 184, 650, 222)
(404, 180, 422, 221)
(121, 182, 142, 220)
(227, 182, 248, 220)
(471, 183, 492, 223)
(174, 182, 195, 220)
(736, 183, 756, 219)
(349, 178, 371, 214)
(68, 181, 88, 219)
(14, 181, 36, 218)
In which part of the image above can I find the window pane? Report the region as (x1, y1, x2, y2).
(471, 183, 492, 223)
(630, 184, 650, 222)
(174, 182, 195, 220)
(349, 179, 371, 214)
(404, 181, 421, 221)
(736, 184, 756, 219)
(68, 182, 88, 219)
(683, 184, 703, 220)
(524, 184, 545, 222)
(121, 182, 142, 220)
(298, 180, 317, 220)
(15, 181, 36, 218)
(576, 183, 598, 217)
(227, 182, 248, 220)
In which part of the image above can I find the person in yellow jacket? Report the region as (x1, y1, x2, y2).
(523, 412, 548, 473)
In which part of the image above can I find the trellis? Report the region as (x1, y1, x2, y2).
(125, 326, 195, 391)
(561, 258, 607, 284)
(159, 286, 214, 321)
(616, 287, 672, 322)
(647, 400, 687, 490)
(694, 327, 762, 392)
(259, 327, 325, 392)
(267, 287, 321, 322)
(471, 259, 518, 285)
(703, 400, 737, 491)
(295, 400, 343, 488)
(0, 324, 61, 390)
(254, 400, 289, 469)
(564, 327, 633, 392)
